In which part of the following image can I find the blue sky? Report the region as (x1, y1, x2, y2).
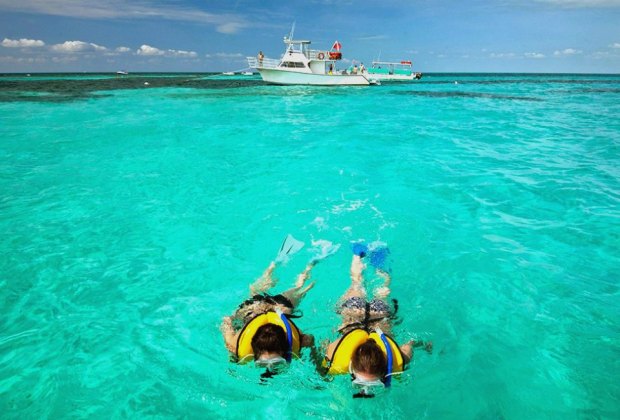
(1, 0, 619, 73)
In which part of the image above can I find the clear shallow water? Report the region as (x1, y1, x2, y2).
(0, 73, 619, 418)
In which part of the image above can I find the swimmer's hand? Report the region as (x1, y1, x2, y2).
(409, 339, 433, 354)
(301, 334, 315, 347)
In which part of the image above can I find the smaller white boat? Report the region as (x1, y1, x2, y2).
(365, 61, 421, 81)
(116, 70, 129, 75)
(241, 71, 254, 76)
(222, 71, 235, 75)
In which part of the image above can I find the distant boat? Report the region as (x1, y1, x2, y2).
(241, 71, 254, 76)
(365, 61, 422, 81)
(247, 34, 375, 86)
(222, 71, 235, 75)
(116, 70, 129, 75)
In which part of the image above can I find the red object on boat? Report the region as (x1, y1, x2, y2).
(331, 40, 342, 51)
(328, 51, 342, 60)
(401, 60, 412, 65)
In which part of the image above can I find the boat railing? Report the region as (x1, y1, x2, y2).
(247, 57, 281, 69)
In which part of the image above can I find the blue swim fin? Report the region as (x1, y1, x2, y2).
(351, 240, 368, 257)
(275, 234, 305, 264)
(368, 241, 390, 270)
(309, 239, 341, 264)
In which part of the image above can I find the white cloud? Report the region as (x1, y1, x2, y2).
(52, 55, 78, 63)
(169, 49, 198, 58)
(216, 22, 245, 35)
(0, 0, 248, 34)
(525, 52, 545, 58)
(137, 44, 165, 56)
(116, 46, 131, 53)
(1, 37, 45, 47)
(0, 55, 46, 63)
(356, 35, 389, 41)
(51, 40, 107, 53)
(611, 42, 620, 48)
(215, 52, 244, 58)
(554, 48, 582, 56)
(533, 0, 620, 7)
(490, 52, 517, 58)
(205, 52, 245, 61)
(591, 51, 611, 58)
(137, 44, 198, 58)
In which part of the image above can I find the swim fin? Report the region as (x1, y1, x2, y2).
(275, 234, 305, 264)
(309, 239, 341, 264)
(368, 241, 390, 270)
(351, 240, 368, 257)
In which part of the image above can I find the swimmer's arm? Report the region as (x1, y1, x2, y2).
(300, 333, 315, 348)
(400, 342, 413, 364)
(324, 337, 341, 361)
(220, 316, 237, 353)
(310, 339, 332, 376)
(401, 339, 433, 364)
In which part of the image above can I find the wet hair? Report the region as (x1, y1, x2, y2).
(351, 339, 387, 378)
(251, 323, 288, 358)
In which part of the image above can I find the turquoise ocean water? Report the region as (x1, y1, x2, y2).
(1, 73, 619, 418)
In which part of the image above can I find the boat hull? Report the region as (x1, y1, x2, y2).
(366, 73, 416, 81)
(257, 68, 370, 86)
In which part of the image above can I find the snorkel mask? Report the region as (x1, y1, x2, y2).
(349, 361, 385, 398)
(255, 355, 288, 370)
(349, 328, 396, 398)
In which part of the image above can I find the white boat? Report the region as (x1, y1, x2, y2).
(365, 61, 422, 81)
(222, 71, 235, 75)
(116, 70, 129, 75)
(241, 71, 254, 76)
(247, 36, 374, 86)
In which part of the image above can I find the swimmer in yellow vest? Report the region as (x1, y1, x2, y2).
(321, 243, 432, 395)
(221, 235, 340, 372)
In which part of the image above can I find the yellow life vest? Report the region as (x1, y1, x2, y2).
(235, 311, 301, 362)
(323, 329, 404, 375)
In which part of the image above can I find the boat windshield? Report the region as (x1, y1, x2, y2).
(284, 38, 311, 56)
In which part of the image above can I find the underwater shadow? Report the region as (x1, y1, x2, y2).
(391, 90, 543, 101)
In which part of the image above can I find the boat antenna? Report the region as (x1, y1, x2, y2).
(289, 21, 296, 41)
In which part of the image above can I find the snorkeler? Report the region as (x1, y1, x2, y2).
(321, 242, 432, 397)
(221, 235, 340, 372)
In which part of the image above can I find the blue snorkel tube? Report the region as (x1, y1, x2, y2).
(376, 328, 393, 387)
(276, 308, 293, 362)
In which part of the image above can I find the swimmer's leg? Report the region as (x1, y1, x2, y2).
(249, 261, 278, 296)
(281, 263, 315, 308)
(339, 255, 367, 303)
(369, 269, 394, 334)
(373, 269, 391, 301)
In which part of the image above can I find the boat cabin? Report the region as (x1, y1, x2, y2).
(369, 61, 413, 76)
(248, 37, 342, 75)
